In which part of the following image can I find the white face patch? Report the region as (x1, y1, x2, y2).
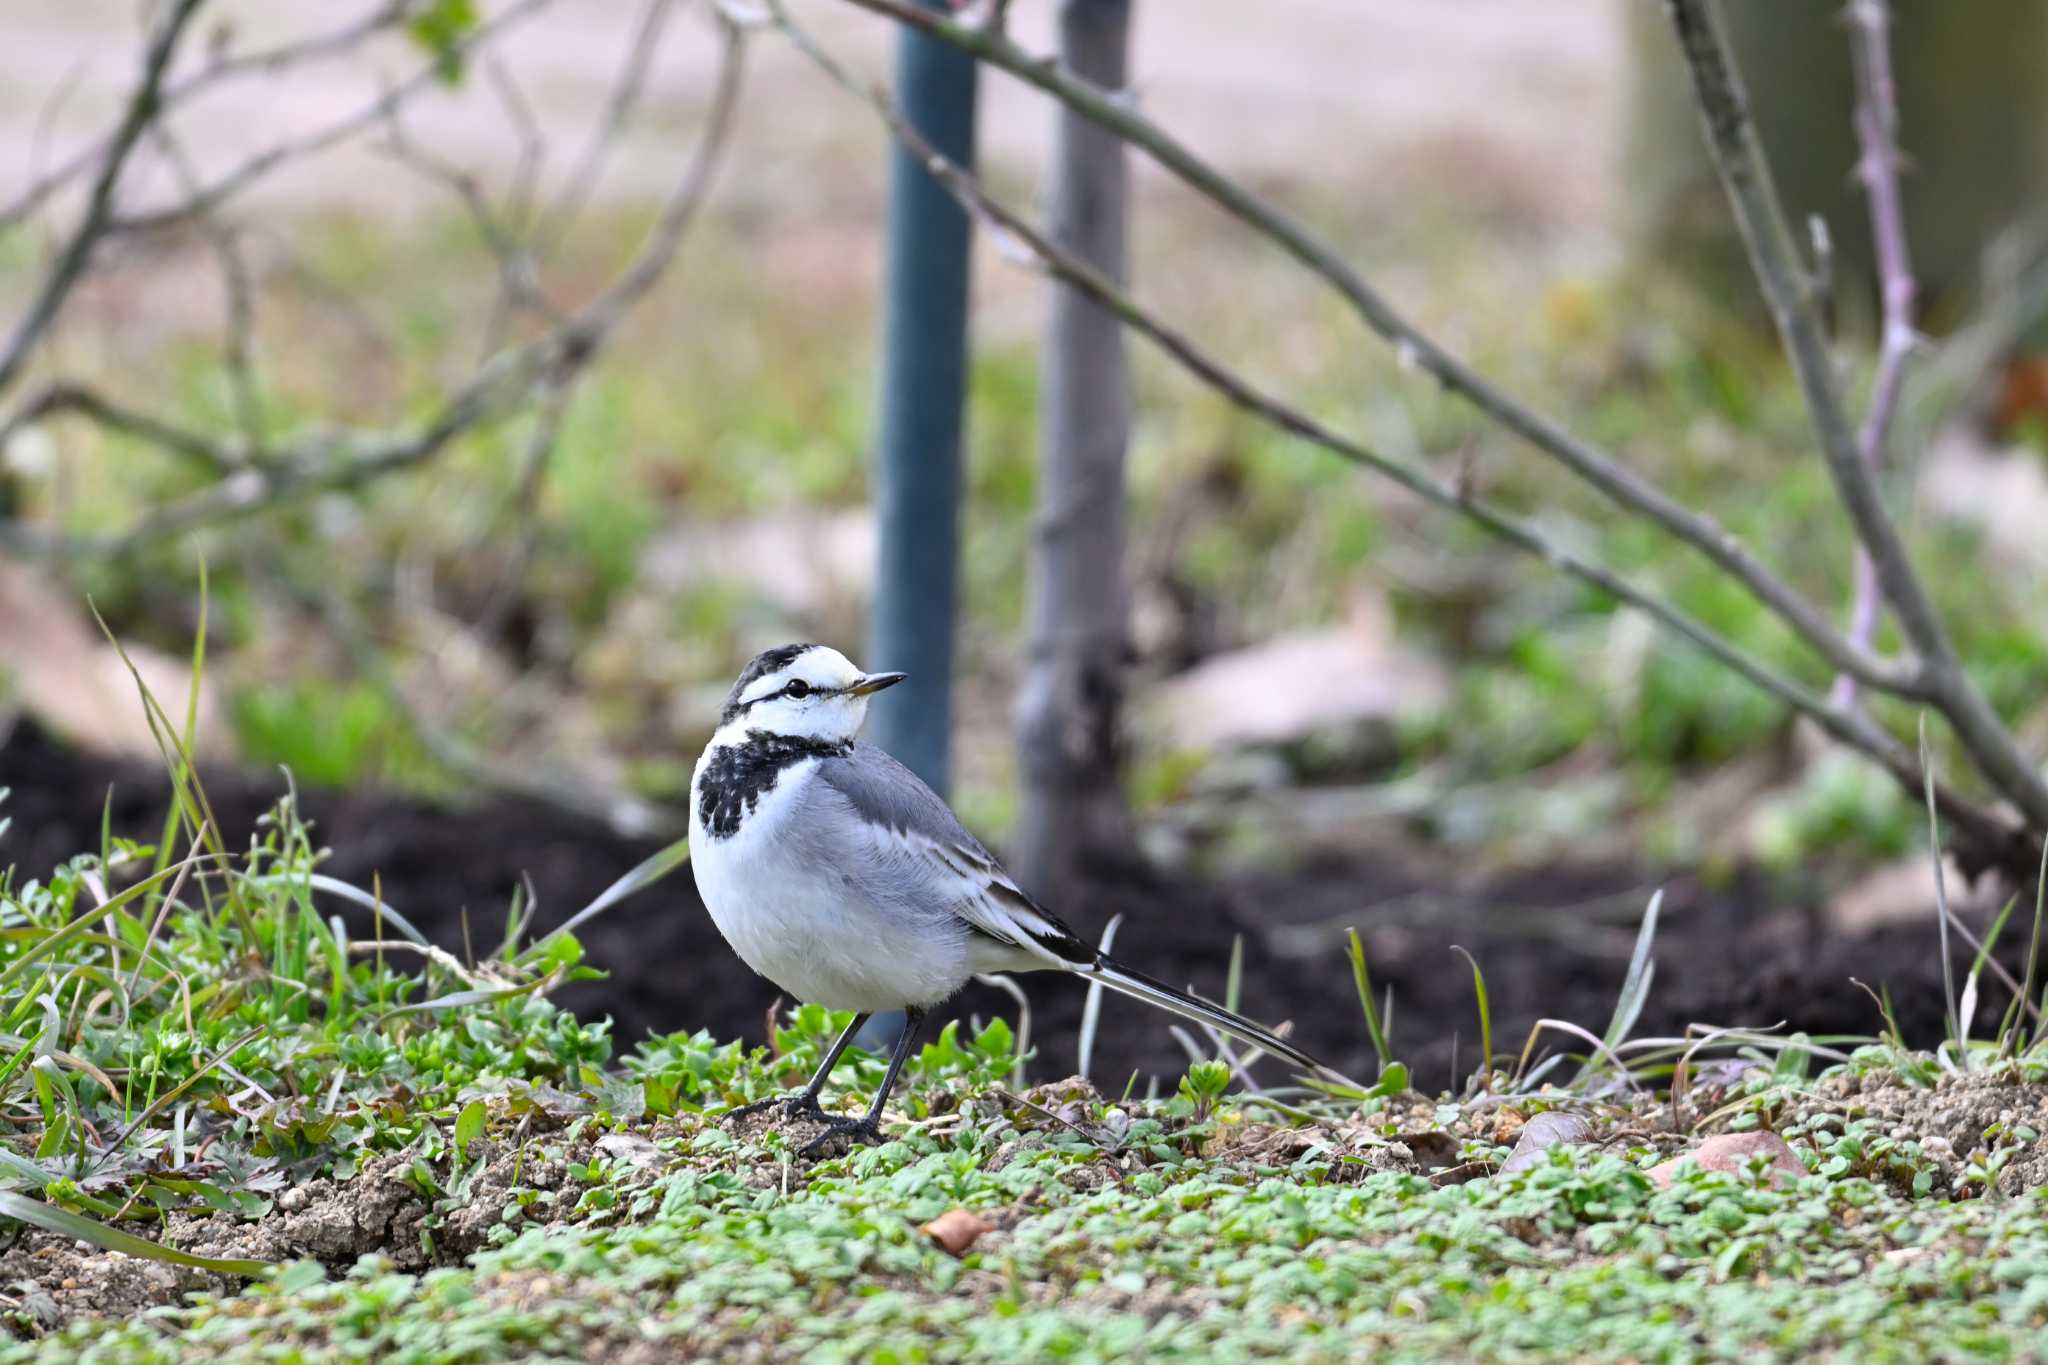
(720, 646, 878, 746)
(736, 646, 863, 707)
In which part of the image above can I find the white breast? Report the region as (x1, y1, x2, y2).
(687, 754, 970, 1012)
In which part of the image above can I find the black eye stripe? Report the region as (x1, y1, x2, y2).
(735, 679, 830, 712)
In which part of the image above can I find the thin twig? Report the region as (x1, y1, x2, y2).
(1663, 0, 2048, 834)
(149, 123, 269, 452)
(1831, 0, 1919, 710)
(826, 0, 1920, 700)
(3, 13, 745, 565)
(1, 382, 238, 477)
(0, 0, 205, 397)
(374, 99, 559, 327)
(541, 0, 676, 251)
(107, 0, 561, 235)
(467, 373, 576, 647)
(769, 0, 2029, 866)
(0, 2, 417, 231)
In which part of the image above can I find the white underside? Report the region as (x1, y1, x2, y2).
(689, 754, 994, 1012)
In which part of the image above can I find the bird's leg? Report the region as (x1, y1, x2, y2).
(725, 1011, 871, 1126)
(799, 1005, 929, 1157)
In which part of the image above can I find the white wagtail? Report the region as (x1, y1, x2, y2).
(689, 643, 1344, 1154)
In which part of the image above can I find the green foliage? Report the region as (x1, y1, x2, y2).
(406, 0, 479, 83)
(230, 677, 437, 791)
(1752, 749, 1916, 868)
(0, 777, 2042, 1357)
(16, 1111, 2048, 1361)
(0, 795, 615, 1254)
(1176, 1059, 1232, 1123)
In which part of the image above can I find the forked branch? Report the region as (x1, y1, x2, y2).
(765, 0, 2033, 872)
(1663, 0, 2048, 834)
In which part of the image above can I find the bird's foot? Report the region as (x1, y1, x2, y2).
(797, 1115, 885, 1158)
(723, 1091, 831, 1127)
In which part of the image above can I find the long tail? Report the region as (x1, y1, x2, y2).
(1083, 955, 1359, 1089)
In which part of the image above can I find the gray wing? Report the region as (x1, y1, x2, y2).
(809, 744, 1095, 966)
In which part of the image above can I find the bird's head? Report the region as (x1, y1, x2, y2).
(712, 643, 905, 745)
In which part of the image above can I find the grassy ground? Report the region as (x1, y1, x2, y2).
(0, 775, 2045, 1361)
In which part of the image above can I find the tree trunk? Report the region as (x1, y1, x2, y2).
(1622, 0, 2048, 326)
(1013, 0, 1135, 911)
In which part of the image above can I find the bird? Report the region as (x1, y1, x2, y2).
(689, 642, 1347, 1155)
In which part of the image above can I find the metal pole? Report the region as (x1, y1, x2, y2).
(865, 0, 979, 797)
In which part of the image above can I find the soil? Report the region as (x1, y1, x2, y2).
(0, 718, 2029, 1098)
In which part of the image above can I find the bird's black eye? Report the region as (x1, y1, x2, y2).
(785, 679, 812, 699)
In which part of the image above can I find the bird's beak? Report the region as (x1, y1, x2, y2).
(849, 671, 908, 696)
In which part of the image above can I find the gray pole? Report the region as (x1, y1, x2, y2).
(865, 0, 980, 797)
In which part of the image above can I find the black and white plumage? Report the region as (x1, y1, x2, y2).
(689, 643, 1343, 1153)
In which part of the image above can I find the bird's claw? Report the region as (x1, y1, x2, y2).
(723, 1091, 831, 1127)
(797, 1115, 884, 1157)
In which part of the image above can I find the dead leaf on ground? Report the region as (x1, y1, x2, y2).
(920, 1209, 992, 1257)
(1646, 1131, 1806, 1188)
(1499, 1112, 1593, 1176)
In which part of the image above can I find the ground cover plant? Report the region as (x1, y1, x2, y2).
(0, 741, 2044, 1360)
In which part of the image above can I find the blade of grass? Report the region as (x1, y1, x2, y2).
(1920, 716, 1965, 1068)
(124, 820, 206, 996)
(89, 599, 247, 936)
(374, 978, 563, 1021)
(1225, 934, 1244, 1015)
(1849, 977, 1906, 1050)
(973, 971, 1032, 1089)
(92, 1025, 267, 1168)
(1571, 889, 1662, 1085)
(1346, 928, 1394, 1075)
(1958, 893, 2017, 1059)
(1524, 1017, 1643, 1093)
(1076, 914, 1123, 1081)
(0, 1190, 270, 1276)
(0, 859, 193, 1002)
(1449, 944, 1492, 1090)
(2012, 837, 2047, 1058)
(523, 835, 691, 960)
(255, 874, 433, 949)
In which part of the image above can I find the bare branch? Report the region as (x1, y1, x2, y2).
(2, 15, 747, 560)
(0, 382, 239, 477)
(540, 0, 676, 251)
(466, 372, 576, 648)
(1831, 0, 1918, 710)
(767, 0, 2033, 869)
(1663, 0, 2048, 833)
(0, 0, 206, 397)
(569, 16, 745, 343)
(107, 0, 560, 236)
(486, 54, 549, 239)
(0, 3, 417, 231)
(374, 99, 560, 330)
(827, 0, 1922, 701)
(300, 563, 682, 839)
(149, 123, 268, 451)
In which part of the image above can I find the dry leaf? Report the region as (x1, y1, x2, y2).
(1499, 1111, 1592, 1176)
(1647, 1131, 1806, 1188)
(920, 1209, 992, 1257)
